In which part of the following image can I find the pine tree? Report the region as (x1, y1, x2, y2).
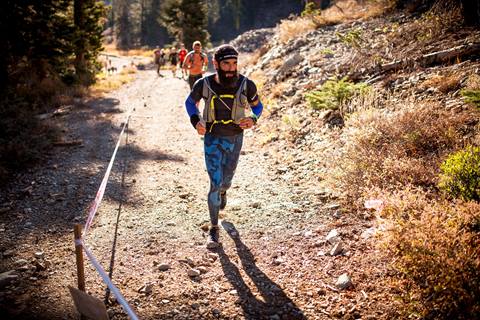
(74, 0, 106, 83)
(161, 0, 210, 49)
(116, 0, 133, 49)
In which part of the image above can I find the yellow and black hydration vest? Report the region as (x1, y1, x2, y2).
(201, 76, 250, 126)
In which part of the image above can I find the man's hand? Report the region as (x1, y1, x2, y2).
(196, 121, 206, 135)
(239, 117, 255, 130)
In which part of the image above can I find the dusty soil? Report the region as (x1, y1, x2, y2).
(0, 63, 390, 320)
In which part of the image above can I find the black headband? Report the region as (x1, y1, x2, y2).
(214, 45, 238, 62)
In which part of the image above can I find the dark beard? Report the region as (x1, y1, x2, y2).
(217, 69, 239, 88)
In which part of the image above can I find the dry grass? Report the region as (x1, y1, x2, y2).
(278, 0, 389, 44)
(90, 67, 136, 96)
(420, 73, 462, 93)
(270, 82, 289, 99)
(329, 93, 480, 319)
(319, 0, 389, 25)
(52, 86, 89, 106)
(378, 188, 480, 320)
(102, 43, 152, 57)
(248, 69, 268, 91)
(278, 17, 317, 43)
(330, 99, 478, 208)
(465, 73, 480, 90)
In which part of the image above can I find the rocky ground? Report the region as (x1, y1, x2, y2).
(1, 7, 479, 320)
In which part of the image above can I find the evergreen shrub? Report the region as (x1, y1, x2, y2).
(305, 77, 370, 110)
(439, 146, 480, 201)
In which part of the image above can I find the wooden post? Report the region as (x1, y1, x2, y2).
(74, 224, 86, 292)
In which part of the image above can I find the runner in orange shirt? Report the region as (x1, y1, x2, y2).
(183, 41, 208, 89)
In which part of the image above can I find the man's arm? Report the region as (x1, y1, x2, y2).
(239, 79, 263, 130)
(202, 53, 208, 73)
(183, 53, 192, 70)
(185, 80, 206, 135)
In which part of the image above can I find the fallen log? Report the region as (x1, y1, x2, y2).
(350, 42, 480, 81)
(53, 139, 83, 147)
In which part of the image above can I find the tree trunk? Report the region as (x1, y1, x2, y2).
(461, 0, 480, 26)
(74, 0, 86, 78)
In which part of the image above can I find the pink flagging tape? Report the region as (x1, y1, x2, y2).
(82, 242, 140, 320)
(83, 112, 132, 238)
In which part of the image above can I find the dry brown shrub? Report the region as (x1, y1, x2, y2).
(278, 17, 317, 43)
(52, 86, 88, 106)
(319, 0, 389, 25)
(332, 100, 478, 207)
(103, 43, 152, 57)
(248, 69, 267, 91)
(238, 48, 267, 72)
(420, 73, 462, 93)
(278, 0, 389, 43)
(465, 73, 480, 90)
(270, 82, 289, 99)
(380, 189, 480, 319)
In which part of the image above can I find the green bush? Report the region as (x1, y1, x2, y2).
(439, 146, 480, 201)
(305, 77, 370, 110)
(301, 2, 321, 17)
(336, 28, 363, 48)
(461, 89, 480, 107)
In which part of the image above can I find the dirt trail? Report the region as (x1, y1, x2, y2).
(1, 65, 377, 320)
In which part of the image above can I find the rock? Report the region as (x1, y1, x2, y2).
(33, 260, 48, 271)
(139, 283, 153, 295)
(158, 263, 171, 271)
(197, 266, 209, 274)
(326, 229, 340, 244)
(274, 53, 303, 81)
(179, 257, 195, 267)
(0, 206, 11, 214)
(34, 252, 44, 259)
(187, 268, 201, 277)
(191, 303, 199, 309)
(335, 273, 352, 290)
(0, 270, 18, 288)
(14, 259, 29, 267)
(304, 230, 313, 237)
(230, 28, 275, 53)
(329, 241, 343, 256)
(207, 253, 218, 261)
(361, 227, 376, 240)
(3, 249, 14, 257)
(273, 257, 285, 265)
(251, 202, 261, 209)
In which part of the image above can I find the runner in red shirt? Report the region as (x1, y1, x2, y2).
(178, 44, 188, 79)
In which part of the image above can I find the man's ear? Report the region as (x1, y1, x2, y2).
(213, 59, 219, 70)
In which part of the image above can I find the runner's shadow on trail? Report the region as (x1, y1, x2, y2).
(217, 221, 306, 320)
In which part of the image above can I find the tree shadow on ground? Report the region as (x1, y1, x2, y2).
(217, 221, 306, 320)
(0, 93, 184, 235)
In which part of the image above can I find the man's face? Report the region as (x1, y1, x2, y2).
(194, 44, 201, 53)
(218, 59, 237, 75)
(216, 58, 238, 88)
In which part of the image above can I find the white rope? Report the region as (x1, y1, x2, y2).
(82, 243, 140, 320)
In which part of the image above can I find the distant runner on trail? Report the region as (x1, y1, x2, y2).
(184, 45, 264, 249)
(153, 47, 164, 77)
(169, 47, 178, 77)
(183, 41, 208, 89)
(178, 44, 188, 79)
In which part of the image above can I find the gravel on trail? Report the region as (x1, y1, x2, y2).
(0, 66, 384, 320)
